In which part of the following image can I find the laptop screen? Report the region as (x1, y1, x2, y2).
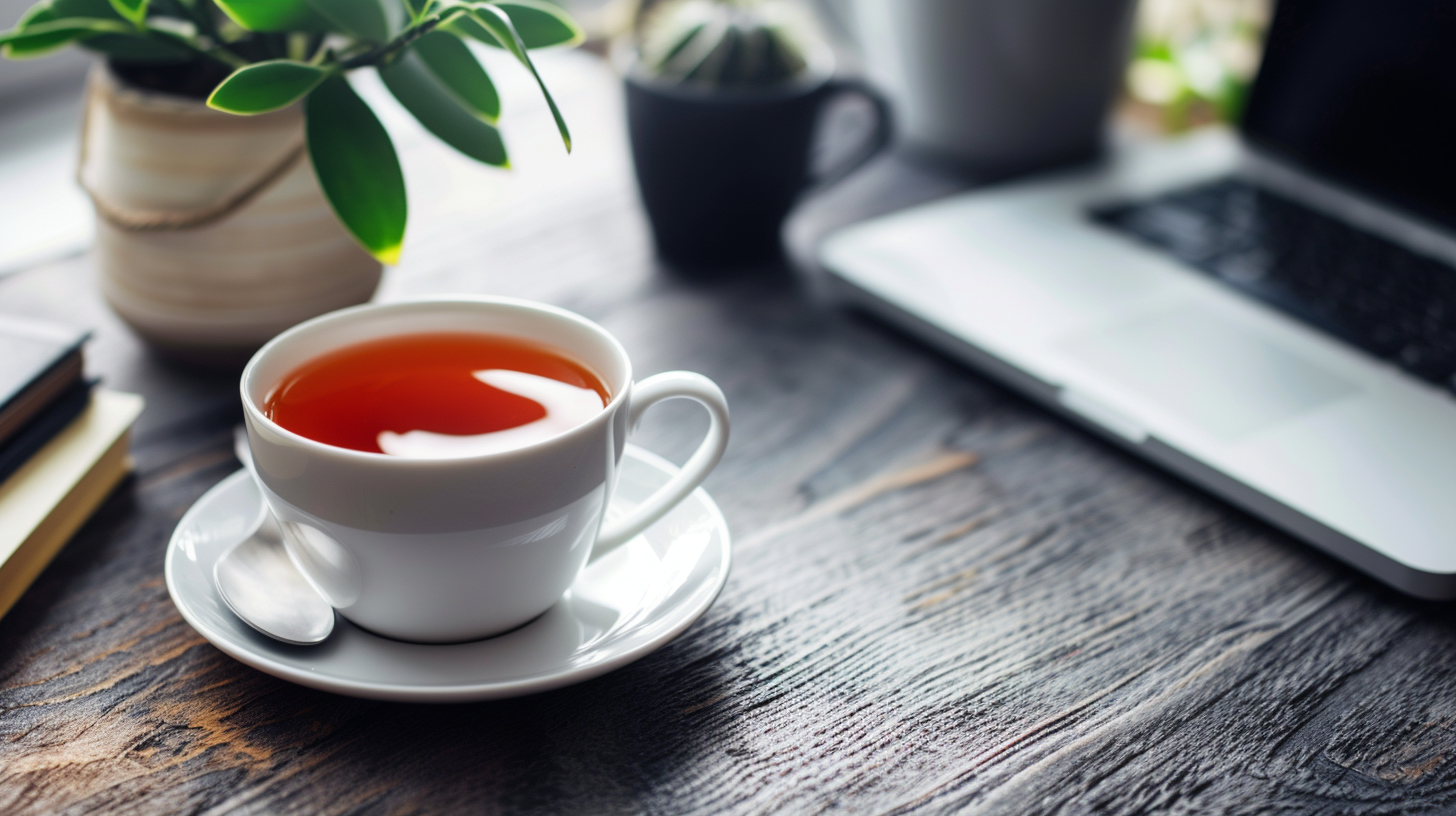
(1242, 0, 1456, 231)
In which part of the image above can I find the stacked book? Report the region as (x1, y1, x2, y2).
(0, 315, 142, 620)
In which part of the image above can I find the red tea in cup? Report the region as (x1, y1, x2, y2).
(263, 332, 610, 457)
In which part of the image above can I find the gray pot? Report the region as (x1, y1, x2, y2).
(845, 0, 1136, 174)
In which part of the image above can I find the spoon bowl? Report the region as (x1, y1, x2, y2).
(214, 427, 335, 645)
(214, 514, 335, 645)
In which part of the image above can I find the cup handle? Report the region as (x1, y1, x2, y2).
(593, 371, 730, 558)
(807, 77, 895, 192)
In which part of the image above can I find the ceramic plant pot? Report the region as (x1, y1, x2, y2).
(80, 65, 381, 368)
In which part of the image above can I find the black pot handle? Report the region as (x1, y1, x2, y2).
(808, 77, 894, 192)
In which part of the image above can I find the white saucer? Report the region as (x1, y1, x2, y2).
(165, 445, 731, 702)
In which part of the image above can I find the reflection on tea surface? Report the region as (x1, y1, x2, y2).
(379, 370, 604, 458)
(264, 332, 609, 456)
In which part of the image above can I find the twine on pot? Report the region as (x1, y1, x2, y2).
(76, 75, 308, 233)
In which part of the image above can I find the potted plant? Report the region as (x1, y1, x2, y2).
(623, 0, 889, 272)
(1, 0, 581, 366)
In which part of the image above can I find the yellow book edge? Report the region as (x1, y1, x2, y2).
(0, 390, 144, 621)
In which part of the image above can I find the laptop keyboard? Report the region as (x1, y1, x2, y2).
(1091, 178, 1456, 394)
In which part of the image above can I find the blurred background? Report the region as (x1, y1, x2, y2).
(0, 0, 1274, 278)
(0, 0, 1275, 153)
(557, 0, 1273, 133)
(1121, 0, 1269, 133)
(0, 0, 1272, 122)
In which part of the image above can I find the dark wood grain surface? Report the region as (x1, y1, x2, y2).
(2, 51, 1455, 815)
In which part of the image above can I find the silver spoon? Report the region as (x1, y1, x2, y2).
(213, 427, 335, 645)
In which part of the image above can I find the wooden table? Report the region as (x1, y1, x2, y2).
(3, 51, 1454, 815)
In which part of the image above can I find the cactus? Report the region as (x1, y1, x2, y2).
(638, 0, 818, 88)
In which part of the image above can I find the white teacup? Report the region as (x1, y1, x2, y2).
(240, 296, 730, 643)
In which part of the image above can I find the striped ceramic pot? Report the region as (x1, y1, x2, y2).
(80, 65, 382, 368)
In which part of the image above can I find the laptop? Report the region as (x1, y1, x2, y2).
(818, 0, 1456, 598)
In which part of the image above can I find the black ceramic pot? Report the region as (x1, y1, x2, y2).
(626, 71, 891, 272)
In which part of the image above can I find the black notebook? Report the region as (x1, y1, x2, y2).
(0, 315, 89, 454)
(0, 379, 94, 486)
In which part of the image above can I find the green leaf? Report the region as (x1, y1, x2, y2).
(413, 30, 498, 121)
(2, 27, 78, 57)
(81, 32, 194, 62)
(1, 16, 130, 57)
(305, 0, 387, 41)
(449, 0, 581, 49)
(306, 74, 406, 265)
(494, 1, 581, 48)
(381, 50, 507, 166)
(441, 15, 494, 47)
(8, 0, 125, 50)
(49, 0, 126, 17)
(147, 0, 193, 16)
(466, 4, 570, 152)
(208, 59, 327, 114)
(212, 0, 331, 32)
(106, 0, 147, 25)
(4, 5, 65, 57)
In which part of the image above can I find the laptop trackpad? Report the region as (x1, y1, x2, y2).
(1060, 307, 1360, 441)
